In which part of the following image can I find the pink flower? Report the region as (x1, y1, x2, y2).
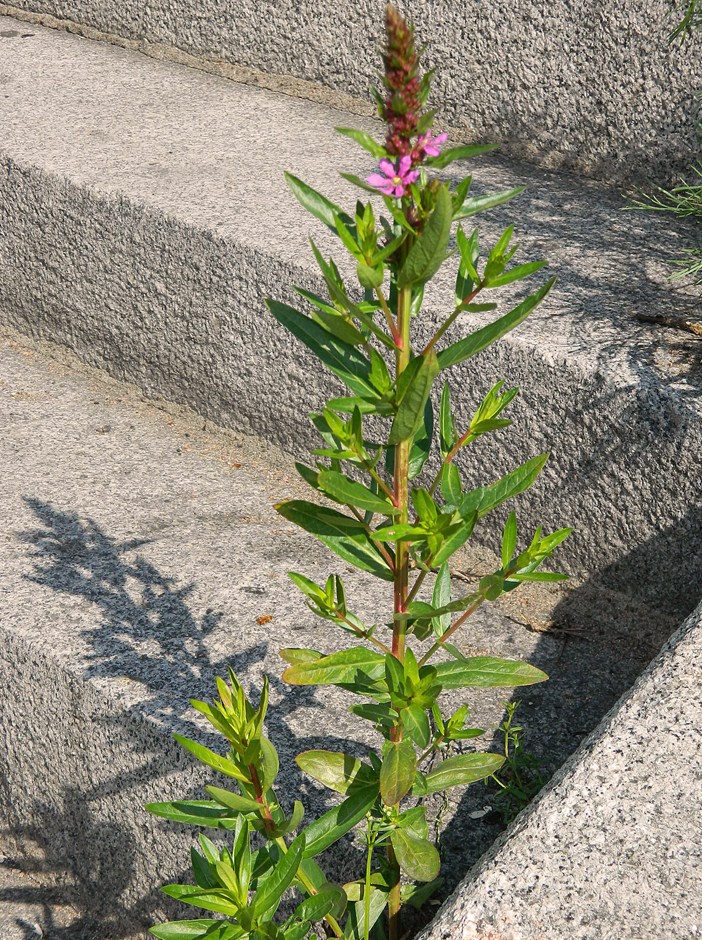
(367, 155, 419, 197)
(418, 131, 448, 157)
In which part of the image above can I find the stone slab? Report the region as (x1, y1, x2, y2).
(0, 15, 701, 621)
(1, 0, 701, 185)
(420, 600, 702, 940)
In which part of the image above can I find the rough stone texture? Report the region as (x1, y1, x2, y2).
(420, 600, 702, 940)
(0, 331, 687, 938)
(1, 17, 702, 620)
(1, 0, 701, 185)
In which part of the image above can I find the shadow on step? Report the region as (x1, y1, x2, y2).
(9, 496, 702, 934)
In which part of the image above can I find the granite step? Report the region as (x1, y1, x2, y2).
(0, 15, 701, 621)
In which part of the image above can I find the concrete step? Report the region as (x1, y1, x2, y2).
(1, 15, 701, 623)
(1, 0, 701, 185)
(0, 328, 695, 939)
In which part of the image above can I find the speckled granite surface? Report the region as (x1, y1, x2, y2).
(1, 0, 701, 185)
(1, 16, 701, 618)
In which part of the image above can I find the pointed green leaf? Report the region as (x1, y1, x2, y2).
(266, 300, 375, 398)
(460, 454, 548, 519)
(296, 751, 378, 795)
(173, 735, 248, 783)
(485, 260, 547, 288)
(398, 185, 453, 288)
(389, 830, 440, 882)
(501, 512, 517, 567)
(160, 886, 240, 917)
(336, 128, 387, 158)
(205, 788, 264, 815)
(343, 887, 388, 940)
(434, 656, 548, 689)
(389, 350, 440, 445)
(424, 752, 504, 792)
(401, 705, 431, 748)
(454, 186, 524, 220)
(251, 833, 306, 919)
(283, 646, 385, 686)
(149, 920, 241, 940)
(431, 563, 451, 637)
(380, 739, 416, 806)
(146, 800, 239, 830)
(428, 143, 498, 170)
(318, 469, 396, 515)
(438, 279, 555, 370)
(275, 500, 393, 581)
(302, 788, 379, 858)
(285, 172, 345, 231)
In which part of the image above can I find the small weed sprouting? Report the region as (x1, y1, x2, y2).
(147, 7, 570, 940)
(629, 1, 702, 288)
(487, 701, 547, 826)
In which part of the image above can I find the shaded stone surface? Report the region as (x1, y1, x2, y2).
(1, 16, 701, 620)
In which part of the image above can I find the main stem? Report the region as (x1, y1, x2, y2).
(387, 277, 413, 940)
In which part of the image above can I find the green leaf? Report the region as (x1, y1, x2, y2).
(401, 878, 443, 910)
(275, 501, 393, 581)
(428, 143, 498, 170)
(389, 830, 440, 882)
(507, 570, 569, 583)
(438, 381, 456, 457)
(260, 736, 279, 790)
(205, 788, 264, 815)
(340, 172, 383, 194)
(160, 886, 240, 917)
(501, 512, 517, 567)
(285, 172, 345, 231)
(279, 648, 323, 665)
(460, 454, 548, 519)
(336, 128, 387, 158)
(357, 262, 384, 289)
(434, 656, 548, 689)
(149, 920, 240, 940)
(424, 752, 505, 792)
(146, 800, 239, 830)
(485, 260, 547, 288)
(380, 739, 416, 806)
(251, 833, 306, 919)
(173, 735, 248, 784)
(408, 397, 434, 479)
(283, 646, 385, 686)
(437, 279, 555, 370)
(295, 751, 378, 795)
(431, 563, 451, 637)
(401, 705, 431, 748)
(453, 185, 524, 220)
(440, 463, 462, 506)
(343, 887, 388, 940)
(294, 886, 343, 923)
(266, 300, 375, 398)
(302, 788, 379, 858)
(398, 185, 453, 288)
(389, 350, 440, 444)
(318, 469, 396, 516)
(432, 513, 477, 566)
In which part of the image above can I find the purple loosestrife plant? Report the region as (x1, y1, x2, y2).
(147, 7, 571, 940)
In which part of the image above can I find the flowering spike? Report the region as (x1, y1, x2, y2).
(381, 5, 425, 157)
